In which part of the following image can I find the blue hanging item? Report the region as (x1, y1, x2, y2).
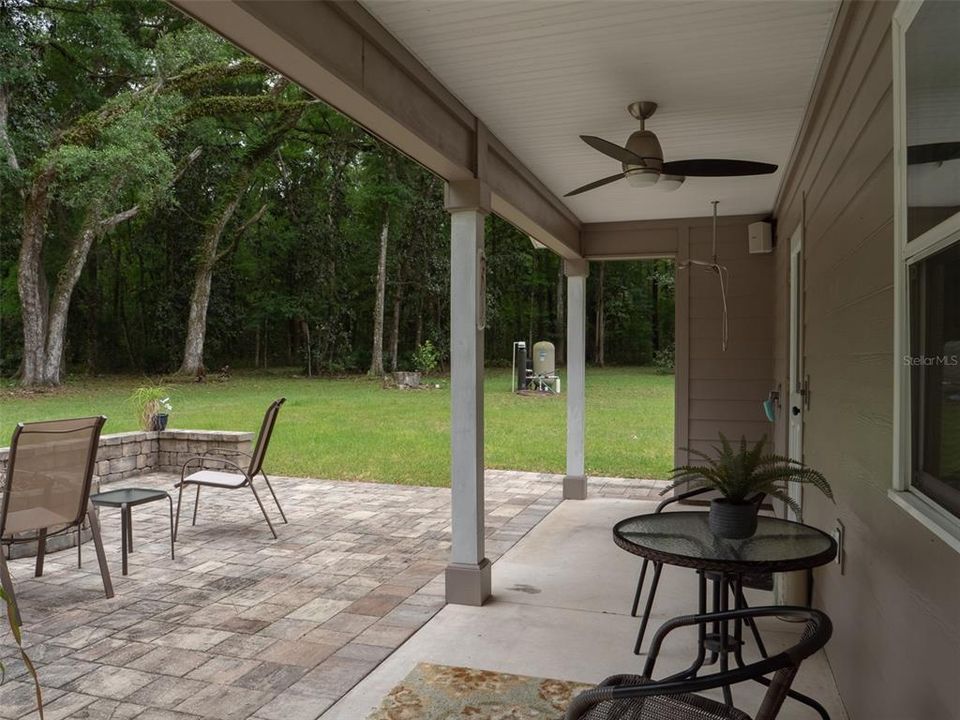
(762, 398, 776, 422)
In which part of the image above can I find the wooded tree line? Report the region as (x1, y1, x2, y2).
(0, 0, 673, 386)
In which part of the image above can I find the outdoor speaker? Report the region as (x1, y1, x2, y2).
(748, 221, 773, 254)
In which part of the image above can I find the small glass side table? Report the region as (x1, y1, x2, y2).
(89, 488, 175, 575)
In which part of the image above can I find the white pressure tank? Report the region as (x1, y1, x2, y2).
(532, 341, 555, 376)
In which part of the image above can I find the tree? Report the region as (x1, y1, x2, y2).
(3, 1, 195, 384)
(177, 100, 310, 377)
(594, 261, 605, 367)
(370, 214, 388, 377)
(0, 1, 672, 382)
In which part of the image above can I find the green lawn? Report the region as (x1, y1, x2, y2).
(0, 367, 674, 486)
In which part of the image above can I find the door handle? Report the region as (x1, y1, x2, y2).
(792, 406, 801, 416)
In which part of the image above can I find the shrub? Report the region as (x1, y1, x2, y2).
(411, 341, 440, 375)
(653, 345, 674, 375)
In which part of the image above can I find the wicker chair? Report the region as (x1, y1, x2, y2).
(566, 607, 831, 720)
(175, 398, 287, 539)
(631, 486, 772, 656)
(0, 417, 114, 626)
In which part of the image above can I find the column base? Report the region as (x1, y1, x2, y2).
(563, 475, 588, 500)
(445, 558, 491, 606)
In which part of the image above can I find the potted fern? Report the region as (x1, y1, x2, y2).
(662, 434, 833, 539)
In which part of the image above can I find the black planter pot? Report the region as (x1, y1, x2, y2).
(709, 498, 759, 539)
(152, 413, 169, 431)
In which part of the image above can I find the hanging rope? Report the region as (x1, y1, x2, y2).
(678, 200, 730, 352)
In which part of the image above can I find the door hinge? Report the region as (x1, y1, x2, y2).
(799, 375, 811, 411)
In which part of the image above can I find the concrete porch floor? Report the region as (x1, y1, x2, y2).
(324, 496, 848, 720)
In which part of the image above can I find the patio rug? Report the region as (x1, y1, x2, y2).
(367, 662, 593, 719)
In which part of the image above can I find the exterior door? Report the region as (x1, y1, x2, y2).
(787, 224, 804, 520)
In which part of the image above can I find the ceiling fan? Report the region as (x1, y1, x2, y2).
(565, 101, 778, 197)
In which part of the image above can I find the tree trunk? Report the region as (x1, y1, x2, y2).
(302, 319, 312, 377)
(556, 261, 565, 364)
(17, 168, 55, 385)
(651, 273, 660, 354)
(415, 297, 423, 349)
(369, 215, 389, 377)
(41, 209, 107, 384)
(389, 282, 403, 372)
(178, 194, 242, 377)
(595, 262, 605, 367)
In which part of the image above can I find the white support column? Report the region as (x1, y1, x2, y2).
(564, 258, 589, 500)
(444, 179, 491, 606)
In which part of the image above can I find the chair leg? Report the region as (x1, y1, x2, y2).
(192, 484, 201, 526)
(737, 586, 769, 658)
(262, 474, 287, 524)
(0, 545, 21, 627)
(77, 524, 83, 569)
(249, 484, 278, 539)
(633, 561, 662, 655)
(630, 558, 649, 617)
(174, 483, 185, 541)
(167, 494, 176, 560)
(34, 529, 47, 578)
(86, 504, 114, 599)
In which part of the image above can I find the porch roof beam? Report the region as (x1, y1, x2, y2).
(170, 0, 582, 259)
(580, 214, 768, 260)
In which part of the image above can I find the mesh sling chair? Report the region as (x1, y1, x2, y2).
(566, 606, 832, 720)
(631, 486, 772, 656)
(175, 398, 287, 540)
(0, 417, 114, 626)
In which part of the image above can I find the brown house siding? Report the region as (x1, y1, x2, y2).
(686, 223, 775, 460)
(773, 2, 960, 719)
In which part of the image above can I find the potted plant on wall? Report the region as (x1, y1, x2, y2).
(662, 434, 833, 539)
(131, 385, 172, 431)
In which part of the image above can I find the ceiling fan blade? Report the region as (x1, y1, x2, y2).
(908, 142, 960, 165)
(661, 159, 778, 177)
(580, 135, 645, 165)
(564, 173, 626, 197)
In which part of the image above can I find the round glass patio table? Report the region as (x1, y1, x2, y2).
(613, 511, 837, 575)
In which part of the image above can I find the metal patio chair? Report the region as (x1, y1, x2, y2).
(566, 606, 832, 720)
(0, 417, 114, 626)
(175, 398, 287, 539)
(631, 486, 772, 656)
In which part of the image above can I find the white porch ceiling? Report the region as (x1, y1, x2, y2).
(362, 0, 838, 224)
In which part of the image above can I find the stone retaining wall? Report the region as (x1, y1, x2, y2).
(1, 428, 252, 559)
(0, 428, 253, 488)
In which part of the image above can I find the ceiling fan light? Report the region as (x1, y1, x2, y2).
(656, 174, 685, 192)
(624, 167, 659, 188)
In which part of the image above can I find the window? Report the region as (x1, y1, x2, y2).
(892, 0, 960, 550)
(909, 245, 960, 517)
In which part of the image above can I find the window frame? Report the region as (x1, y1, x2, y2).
(891, 0, 960, 553)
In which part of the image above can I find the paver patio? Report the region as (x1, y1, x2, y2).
(0, 471, 663, 720)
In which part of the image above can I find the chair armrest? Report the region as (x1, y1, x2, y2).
(656, 487, 767, 513)
(567, 607, 827, 720)
(654, 485, 714, 512)
(565, 656, 788, 720)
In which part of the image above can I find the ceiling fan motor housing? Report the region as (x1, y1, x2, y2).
(623, 130, 663, 185)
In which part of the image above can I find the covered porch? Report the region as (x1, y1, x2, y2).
(0, 471, 842, 719)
